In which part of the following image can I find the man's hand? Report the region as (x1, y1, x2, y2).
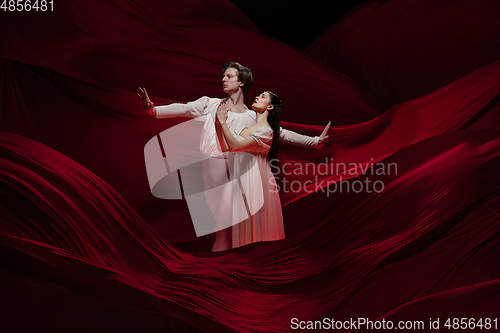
(216, 101, 228, 124)
(138, 87, 155, 116)
(318, 121, 331, 144)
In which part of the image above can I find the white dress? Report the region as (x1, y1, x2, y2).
(231, 124, 285, 248)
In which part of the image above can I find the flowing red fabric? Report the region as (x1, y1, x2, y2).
(1, 0, 500, 332)
(306, 0, 500, 107)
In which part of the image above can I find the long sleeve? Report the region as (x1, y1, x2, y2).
(154, 96, 211, 119)
(279, 127, 319, 147)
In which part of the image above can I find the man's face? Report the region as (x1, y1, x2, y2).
(222, 68, 243, 94)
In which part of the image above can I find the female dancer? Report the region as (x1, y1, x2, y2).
(215, 91, 285, 248)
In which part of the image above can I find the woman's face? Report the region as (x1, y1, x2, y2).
(222, 68, 243, 93)
(252, 92, 274, 113)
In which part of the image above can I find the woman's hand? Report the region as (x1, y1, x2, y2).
(318, 121, 331, 144)
(216, 101, 228, 124)
(138, 87, 155, 116)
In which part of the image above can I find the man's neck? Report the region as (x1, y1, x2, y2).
(226, 91, 248, 113)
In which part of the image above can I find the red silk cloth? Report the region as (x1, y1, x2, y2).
(1, 0, 500, 332)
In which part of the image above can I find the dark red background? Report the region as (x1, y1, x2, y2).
(1, 0, 500, 332)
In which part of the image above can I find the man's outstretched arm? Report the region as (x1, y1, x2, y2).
(279, 121, 330, 147)
(138, 87, 210, 119)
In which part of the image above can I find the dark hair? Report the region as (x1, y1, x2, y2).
(222, 61, 253, 95)
(265, 91, 281, 161)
